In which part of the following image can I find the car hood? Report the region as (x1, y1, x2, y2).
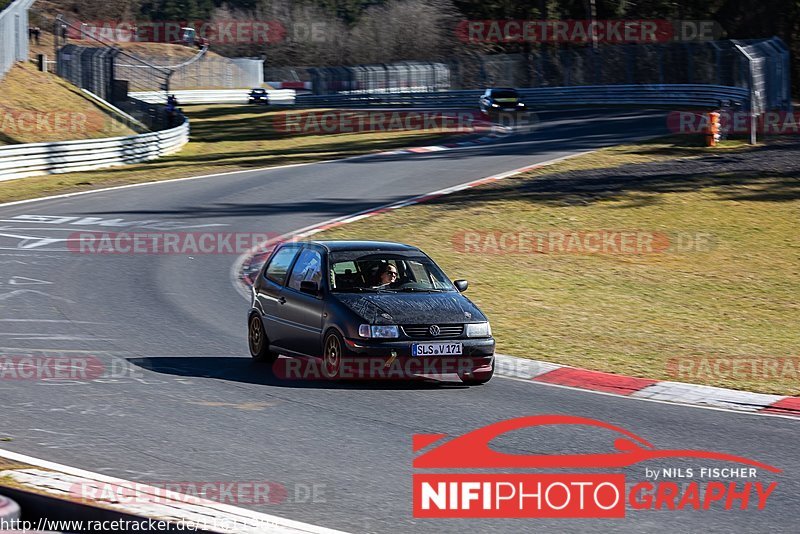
(334, 292, 486, 325)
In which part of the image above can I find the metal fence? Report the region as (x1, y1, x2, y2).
(451, 38, 790, 111)
(52, 15, 264, 96)
(264, 66, 305, 83)
(298, 39, 789, 114)
(733, 38, 792, 114)
(0, 0, 34, 79)
(53, 15, 173, 102)
(308, 62, 450, 95)
(168, 55, 263, 89)
(56, 44, 117, 100)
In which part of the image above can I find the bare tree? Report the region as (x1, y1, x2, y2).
(347, 0, 461, 64)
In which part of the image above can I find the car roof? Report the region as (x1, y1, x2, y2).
(489, 87, 518, 92)
(298, 240, 421, 252)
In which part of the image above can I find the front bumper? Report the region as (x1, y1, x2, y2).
(344, 336, 495, 357)
(341, 337, 495, 376)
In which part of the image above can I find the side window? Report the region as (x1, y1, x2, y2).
(264, 246, 299, 286)
(332, 261, 357, 274)
(287, 249, 323, 291)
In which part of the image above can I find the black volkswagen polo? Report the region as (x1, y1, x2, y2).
(247, 240, 495, 384)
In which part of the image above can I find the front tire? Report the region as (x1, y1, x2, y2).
(322, 330, 346, 379)
(248, 314, 278, 363)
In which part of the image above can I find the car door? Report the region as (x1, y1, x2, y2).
(281, 246, 326, 356)
(253, 244, 301, 351)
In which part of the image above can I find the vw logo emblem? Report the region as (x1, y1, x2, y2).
(429, 325, 440, 337)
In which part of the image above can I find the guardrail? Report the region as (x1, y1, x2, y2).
(130, 89, 296, 105)
(129, 85, 749, 111)
(0, 118, 189, 182)
(296, 85, 751, 110)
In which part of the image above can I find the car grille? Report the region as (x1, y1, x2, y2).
(402, 324, 464, 339)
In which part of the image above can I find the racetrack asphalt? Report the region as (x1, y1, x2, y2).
(0, 109, 796, 533)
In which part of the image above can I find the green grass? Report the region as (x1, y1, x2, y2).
(315, 138, 800, 395)
(0, 104, 460, 203)
(0, 62, 137, 145)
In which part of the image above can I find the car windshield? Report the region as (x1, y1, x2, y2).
(329, 253, 456, 292)
(491, 90, 518, 99)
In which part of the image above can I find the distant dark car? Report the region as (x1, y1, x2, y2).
(248, 241, 495, 384)
(248, 88, 269, 104)
(479, 87, 526, 115)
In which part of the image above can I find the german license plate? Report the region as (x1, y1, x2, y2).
(412, 342, 463, 356)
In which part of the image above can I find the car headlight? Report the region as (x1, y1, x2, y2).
(465, 322, 492, 338)
(490, 103, 499, 108)
(359, 324, 399, 338)
(517, 102, 525, 107)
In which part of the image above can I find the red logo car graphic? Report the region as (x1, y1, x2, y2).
(413, 415, 781, 472)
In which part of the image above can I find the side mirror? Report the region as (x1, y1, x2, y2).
(300, 280, 320, 295)
(454, 280, 468, 292)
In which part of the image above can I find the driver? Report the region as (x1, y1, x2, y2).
(374, 263, 399, 288)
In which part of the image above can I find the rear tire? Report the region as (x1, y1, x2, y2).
(249, 314, 278, 363)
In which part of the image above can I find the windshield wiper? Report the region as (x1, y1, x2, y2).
(339, 287, 397, 293)
(337, 287, 377, 292)
(398, 287, 447, 292)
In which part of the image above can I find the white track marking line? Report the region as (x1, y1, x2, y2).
(0, 449, 348, 534)
(496, 374, 800, 421)
(0, 127, 516, 210)
(230, 149, 601, 299)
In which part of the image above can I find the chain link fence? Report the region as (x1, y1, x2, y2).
(451, 38, 788, 109)
(168, 55, 263, 89)
(732, 38, 792, 114)
(0, 0, 34, 79)
(56, 44, 116, 100)
(299, 39, 789, 115)
(53, 15, 173, 98)
(264, 66, 304, 83)
(307, 62, 450, 94)
(51, 15, 263, 92)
